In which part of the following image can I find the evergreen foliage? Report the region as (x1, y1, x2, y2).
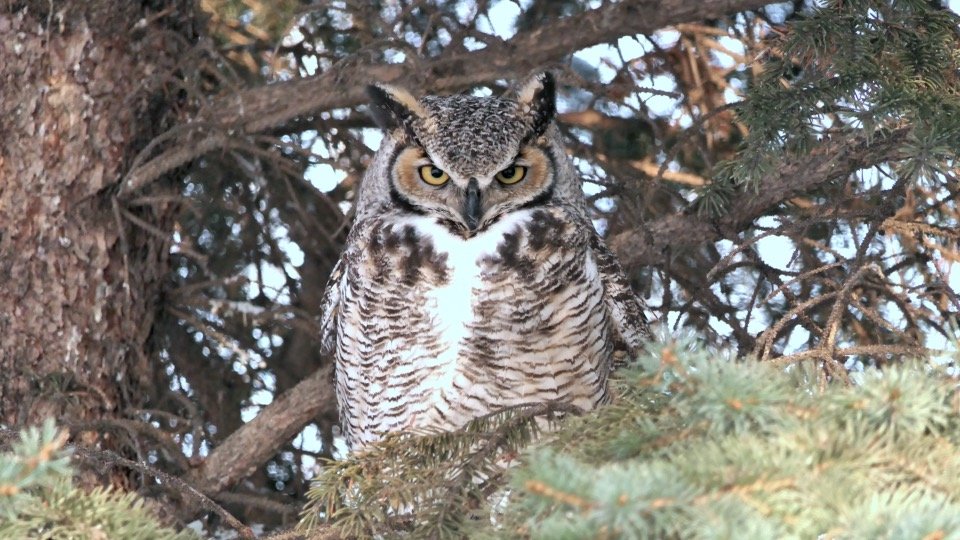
(301, 333, 960, 538)
(481, 334, 960, 538)
(701, 0, 960, 214)
(0, 420, 195, 540)
(299, 403, 575, 538)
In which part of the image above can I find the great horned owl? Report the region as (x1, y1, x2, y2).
(320, 73, 648, 450)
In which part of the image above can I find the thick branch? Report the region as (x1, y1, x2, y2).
(189, 365, 334, 495)
(207, 0, 770, 132)
(609, 128, 911, 268)
(119, 0, 770, 196)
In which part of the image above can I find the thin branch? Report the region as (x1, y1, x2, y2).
(609, 127, 911, 269)
(70, 445, 255, 539)
(770, 344, 942, 366)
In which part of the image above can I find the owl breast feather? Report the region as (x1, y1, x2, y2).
(336, 206, 613, 448)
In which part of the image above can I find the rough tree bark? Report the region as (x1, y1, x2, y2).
(0, 2, 196, 443)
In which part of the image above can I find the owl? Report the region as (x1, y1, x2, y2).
(320, 73, 648, 451)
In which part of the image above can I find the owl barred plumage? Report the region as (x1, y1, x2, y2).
(320, 73, 649, 450)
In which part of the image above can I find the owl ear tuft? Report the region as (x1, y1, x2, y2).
(366, 83, 426, 134)
(516, 72, 556, 139)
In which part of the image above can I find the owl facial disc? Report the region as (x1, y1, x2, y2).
(366, 72, 559, 237)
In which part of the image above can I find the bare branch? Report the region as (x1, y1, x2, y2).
(207, 0, 771, 132)
(770, 344, 942, 366)
(188, 364, 335, 496)
(70, 445, 255, 539)
(609, 128, 911, 269)
(118, 0, 771, 196)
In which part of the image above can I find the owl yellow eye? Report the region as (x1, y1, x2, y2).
(495, 165, 527, 185)
(418, 165, 450, 186)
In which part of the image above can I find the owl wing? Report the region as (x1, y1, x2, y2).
(318, 255, 346, 356)
(589, 231, 650, 360)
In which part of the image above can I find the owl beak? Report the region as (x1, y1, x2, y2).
(463, 178, 482, 231)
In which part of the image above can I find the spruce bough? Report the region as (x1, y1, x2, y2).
(0, 420, 195, 540)
(303, 332, 960, 539)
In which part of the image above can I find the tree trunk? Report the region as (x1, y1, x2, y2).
(0, 2, 193, 443)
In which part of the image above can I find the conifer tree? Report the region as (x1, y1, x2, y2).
(2, 0, 958, 536)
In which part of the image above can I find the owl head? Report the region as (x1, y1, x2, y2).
(359, 73, 580, 235)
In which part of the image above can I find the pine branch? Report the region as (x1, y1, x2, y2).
(299, 402, 579, 538)
(296, 330, 960, 538)
(202, 0, 772, 132)
(470, 332, 960, 538)
(119, 0, 772, 196)
(0, 420, 196, 539)
(188, 364, 335, 496)
(609, 127, 911, 269)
